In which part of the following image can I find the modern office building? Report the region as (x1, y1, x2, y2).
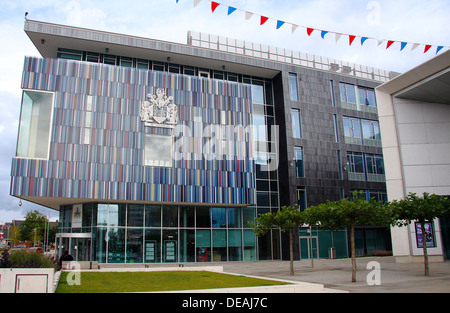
(10, 19, 394, 263)
(376, 50, 450, 262)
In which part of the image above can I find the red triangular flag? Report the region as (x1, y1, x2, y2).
(386, 40, 395, 49)
(349, 35, 356, 46)
(307, 28, 314, 36)
(211, 1, 220, 13)
(424, 45, 432, 53)
(260, 16, 269, 25)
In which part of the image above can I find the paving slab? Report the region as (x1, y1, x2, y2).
(217, 256, 450, 293)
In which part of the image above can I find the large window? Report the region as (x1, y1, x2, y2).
(294, 146, 304, 177)
(291, 109, 302, 138)
(346, 151, 364, 174)
(289, 73, 299, 101)
(339, 83, 357, 104)
(144, 134, 173, 167)
(343, 116, 361, 139)
(17, 90, 53, 159)
(251, 84, 265, 104)
(346, 151, 385, 182)
(126, 228, 143, 263)
(339, 82, 377, 111)
(343, 116, 381, 146)
(253, 114, 267, 141)
(358, 87, 377, 107)
(297, 188, 307, 212)
(365, 154, 385, 175)
(361, 119, 381, 140)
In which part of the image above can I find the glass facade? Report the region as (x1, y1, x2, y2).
(58, 203, 257, 263)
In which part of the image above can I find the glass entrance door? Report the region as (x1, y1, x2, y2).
(70, 238, 91, 261)
(56, 233, 92, 262)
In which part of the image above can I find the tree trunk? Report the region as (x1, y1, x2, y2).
(350, 223, 357, 282)
(420, 220, 430, 276)
(289, 229, 294, 276)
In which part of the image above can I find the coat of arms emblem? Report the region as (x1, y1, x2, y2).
(140, 88, 178, 128)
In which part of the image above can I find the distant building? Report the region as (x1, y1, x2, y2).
(10, 19, 394, 263)
(376, 50, 450, 262)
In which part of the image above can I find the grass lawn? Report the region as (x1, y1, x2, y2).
(55, 271, 289, 293)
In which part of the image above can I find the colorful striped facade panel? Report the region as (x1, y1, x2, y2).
(11, 57, 256, 206)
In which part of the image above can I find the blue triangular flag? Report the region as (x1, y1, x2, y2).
(400, 42, 408, 51)
(361, 37, 368, 45)
(276, 20, 285, 29)
(227, 6, 237, 15)
(321, 31, 328, 39)
(436, 46, 444, 54)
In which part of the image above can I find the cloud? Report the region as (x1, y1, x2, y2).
(61, 1, 107, 29)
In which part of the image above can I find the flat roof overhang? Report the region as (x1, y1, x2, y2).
(14, 195, 249, 211)
(24, 19, 279, 79)
(376, 49, 450, 104)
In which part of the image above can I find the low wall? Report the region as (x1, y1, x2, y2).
(62, 261, 99, 270)
(0, 268, 55, 293)
(395, 255, 444, 264)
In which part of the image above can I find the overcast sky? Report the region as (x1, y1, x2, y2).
(0, 0, 449, 223)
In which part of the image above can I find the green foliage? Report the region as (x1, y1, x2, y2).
(0, 250, 12, 268)
(390, 192, 450, 226)
(249, 205, 305, 236)
(19, 210, 48, 242)
(8, 249, 56, 269)
(305, 191, 395, 230)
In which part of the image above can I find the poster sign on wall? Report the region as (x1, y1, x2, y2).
(164, 241, 177, 261)
(72, 204, 83, 228)
(415, 222, 435, 248)
(145, 241, 156, 262)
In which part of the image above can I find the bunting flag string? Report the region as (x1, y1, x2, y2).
(176, 0, 449, 55)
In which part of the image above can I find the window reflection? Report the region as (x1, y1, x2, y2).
(291, 109, 302, 138)
(289, 73, 299, 101)
(251, 84, 264, 104)
(76, 204, 258, 264)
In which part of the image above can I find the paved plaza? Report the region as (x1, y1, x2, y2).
(218, 256, 450, 293)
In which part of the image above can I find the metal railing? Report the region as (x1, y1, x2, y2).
(188, 31, 394, 82)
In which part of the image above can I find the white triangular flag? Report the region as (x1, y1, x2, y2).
(335, 33, 342, 43)
(245, 11, 253, 20)
(377, 39, 384, 47)
(291, 24, 299, 34)
(411, 43, 420, 51)
(194, 0, 202, 8)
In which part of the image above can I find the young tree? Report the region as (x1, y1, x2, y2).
(249, 205, 305, 276)
(390, 192, 450, 276)
(8, 226, 20, 247)
(19, 210, 47, 244)
(305, 191, 394, 282)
